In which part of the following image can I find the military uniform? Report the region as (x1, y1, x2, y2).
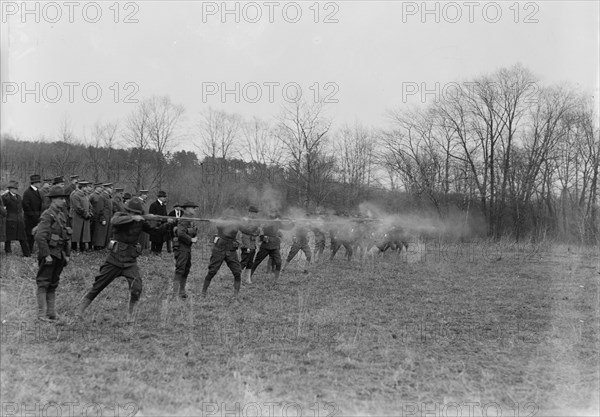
(311, 221, 327, 261)
(92, 186, 113, 249)
(239, 206, 260, 282)
(34, 186, 71, 321)
(283, 224, 312, 271)
(202, 212, 257, 299)
(329, 222, 354, 261)
(70, 182, 92, 251)
(250, 217, 294, 279)
(77, 197, 167, 322)
(172, 202, 198, 298)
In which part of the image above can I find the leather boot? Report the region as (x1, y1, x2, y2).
(127, 296, 137, 323)
(76, 297, 92, 319)
(36, 287, 48, 321)
(201, 279, 211, 298)
(233, 280, 241, 302)
(46, 290, 57, 320)
(179, 276, 188, 299)
(172, 274, 181, 297)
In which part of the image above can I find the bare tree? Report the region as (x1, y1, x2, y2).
(123, 101, 152, 192)
(197, 107, 242, 160)
(147, 96, 185, 189)
(241, 116, 284, 166)
(275, 99, 333, 209)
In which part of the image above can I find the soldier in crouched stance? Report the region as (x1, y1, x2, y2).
(34, 185, 72, 322)
(172, 201, 199, 299)
(76, 197, 168, 322)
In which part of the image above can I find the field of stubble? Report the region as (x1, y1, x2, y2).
(1, 239, 599, 417)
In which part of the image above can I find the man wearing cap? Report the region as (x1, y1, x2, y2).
(22, 174, 44, 253)
(240, 205, 260, 284)
(113, 188, 125, 212)
(137, 190, 150, 251)
(1, 181, 31, 256)
(89, 183, 103, 244)
(92, 183, 113, 250)
(40, 179, 53, 210)
(34, 185, 72, 321)
(149, 191, 168, 255)
(122, 193, 132, 206)
(171, 201, 199, 299)
(76, 197, 169, 322)
(201, 207, 258, 301)
(64, 175, 79, 197)
(70, 181, 92, 252)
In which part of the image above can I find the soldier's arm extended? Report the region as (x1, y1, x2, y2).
(177, 222, 196, 245)
(110, 212, 135, 226)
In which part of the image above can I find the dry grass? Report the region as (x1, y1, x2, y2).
(1, 242, 598, 417)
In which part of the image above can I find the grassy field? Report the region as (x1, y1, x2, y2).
(1, 240, 599, 417)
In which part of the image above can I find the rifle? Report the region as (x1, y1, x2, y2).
(142, 214, 383, 225)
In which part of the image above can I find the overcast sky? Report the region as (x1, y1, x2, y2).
(1, 1, 598, 151)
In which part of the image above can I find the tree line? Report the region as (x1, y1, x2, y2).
(1, 64, 598, 244)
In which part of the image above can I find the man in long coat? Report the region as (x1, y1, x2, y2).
(92, 183, 113, 249)
(148, 190, 168, 255)
(63, 175, 79, 225)
(40, 179, 52, 211)
(1, 181, 31, 256)
(137, 190, 150, 250)
(22, 174, 44, 253)
(89, 183, 104, 246)
(70, 181, 92, 252)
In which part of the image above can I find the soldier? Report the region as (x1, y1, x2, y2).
(123, 192, 132, 206)
(311, 213, 327, 263)
(92, 183, 113, 250)
(171, 201, 199, 299)
(250, 210, 293, 283)
(329, 218, 354, 261)
(240, 205, 260, 283)
(149, 190, 168, 255)
(40, 178, 53, 210)
(22, 174, 44, 253)
(201, 207, 257, 301)
(34, 185, 72, 322)
(63, 175, 79, 225)
(1, 181, 31, 256)
(137, 190, 150, 251)
(76, 197, 168, 322)
(282, 218, 312, 274)
(113, 187, 125, 212)
(63, 175, 79, 196)
(89, 183, 103, 243)
(70, 181, 93, 252)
